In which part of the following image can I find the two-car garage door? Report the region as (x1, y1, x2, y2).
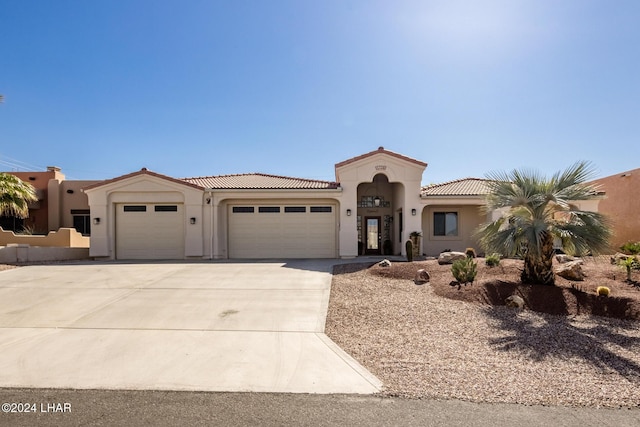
(115, 204, 184, 259)
(228, 203, 337, 258)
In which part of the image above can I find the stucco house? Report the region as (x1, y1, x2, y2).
(1, 167, 98, 235)
(589, 168, 640, 249)
(83, 147, 497, 260)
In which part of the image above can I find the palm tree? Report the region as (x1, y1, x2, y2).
(475, 162, 611, 286)
(0, 173, 38, 220)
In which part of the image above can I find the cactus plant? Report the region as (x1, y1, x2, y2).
(596, 286, 610, 297)
(405, 239, 413, 262)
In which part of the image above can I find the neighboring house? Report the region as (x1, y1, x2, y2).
(589, 168, 640, 249)
(0, 167, 99, 235)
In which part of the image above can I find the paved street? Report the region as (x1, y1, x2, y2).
(0, 389, 638, 427)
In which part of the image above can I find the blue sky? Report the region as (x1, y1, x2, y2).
(1, 0, 638, 184)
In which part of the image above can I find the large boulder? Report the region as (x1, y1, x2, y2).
(555, 260, 585, 281)
(437, 251, 467, 265)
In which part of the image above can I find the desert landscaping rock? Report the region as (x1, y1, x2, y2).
(437, 251, 467, 265)
(326, 259, 640, 408)
(414, 269, 430, 285)
(555, 260, 586, 281)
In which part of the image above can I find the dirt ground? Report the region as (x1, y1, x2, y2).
(367, 256, 640, 321)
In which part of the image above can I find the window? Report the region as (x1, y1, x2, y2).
(124, 205, 146, 212)
(232, 207, 254, 213)
(73, 215, 91, 235)
(285, 207, 306, 213)
(155, 205, 178, 212)
(310, 206, 332, 213)
(259, 207, 281, 213)
(434, 212, 458, 236)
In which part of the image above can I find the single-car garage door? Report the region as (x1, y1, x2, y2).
(228, 204, 336, 258)
(115, 204, 185, 259)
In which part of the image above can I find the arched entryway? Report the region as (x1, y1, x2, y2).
(356, 174, 404, 255)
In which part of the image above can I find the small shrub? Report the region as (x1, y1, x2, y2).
(451, 257, 478, 285)
(405, 240, 413, 262)
(618, 256, 640, 281)
(596, 286, 610, 297)
(465, 247, 477, 258)
(620, 241, 640, 255)
(485, 253, 501, 267)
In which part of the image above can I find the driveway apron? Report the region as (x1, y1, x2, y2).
(0, 261, 381, 393)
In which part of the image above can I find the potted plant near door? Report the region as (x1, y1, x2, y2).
(409, 231, 422, 258)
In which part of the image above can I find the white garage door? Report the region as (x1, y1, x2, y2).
(228, 204, 336, 258)
(115, 204, 185, 260)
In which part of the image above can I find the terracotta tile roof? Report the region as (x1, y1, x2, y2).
(182, 173, 340, 190)
(335, 146, 427, 169)
(83, 168, 204, 191)
(421, 178, 491, 197)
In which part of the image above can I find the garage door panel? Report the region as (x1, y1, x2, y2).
(116, 204, 184, 260)
(229, 204, 336, 259)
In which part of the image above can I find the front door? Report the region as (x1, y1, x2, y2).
(365, 217, 381, 255)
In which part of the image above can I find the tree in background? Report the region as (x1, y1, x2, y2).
(0, 173, 38, 221)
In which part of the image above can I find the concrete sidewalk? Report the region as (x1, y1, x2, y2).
(0, 261, 381, 393)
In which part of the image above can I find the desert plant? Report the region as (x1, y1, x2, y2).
(475, 162, 611, 286)
(485, 253, 501, 267)
(16, 224, 35, 235)
(620, 241, 640, 255)
(405, 239, 413, 262)
(465, 247, 477, 258)
(0, 173, 38, 219)
(596, 286, 610, 297)
(451, 257, 477, 285)
(409, 231, 422, 238)
(618, 256, 640, 281)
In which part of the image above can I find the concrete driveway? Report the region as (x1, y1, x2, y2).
(0, 260, 381, 393)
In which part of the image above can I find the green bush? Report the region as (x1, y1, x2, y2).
(465, 247, 476, 258)
(485, 253, 501, 267)
(620, 241, 640, 255)
(405, 240, 413, 262)
(451, 257, 478, 285)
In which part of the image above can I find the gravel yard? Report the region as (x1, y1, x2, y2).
(326, 262, 640, 408)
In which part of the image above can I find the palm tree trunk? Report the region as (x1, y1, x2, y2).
(521, 232, 556, 285)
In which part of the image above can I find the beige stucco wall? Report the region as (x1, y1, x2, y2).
(85, 174, 205, 259)
(336, 151, 425, 257)
(591, 169, 640, 249)
(0, 227, 90, 248)
(0, 246, 90, 263)
(421, 204, 485, 256)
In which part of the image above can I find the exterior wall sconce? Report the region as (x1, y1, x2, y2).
(93, 218, 101, 225)
(374, 196, 381, 207)
(411, 209, 417, 216)
(346, 209, 352, 216)
(190, 217, 197, 225)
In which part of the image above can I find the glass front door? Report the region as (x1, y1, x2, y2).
(365, 217, 381, 255)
